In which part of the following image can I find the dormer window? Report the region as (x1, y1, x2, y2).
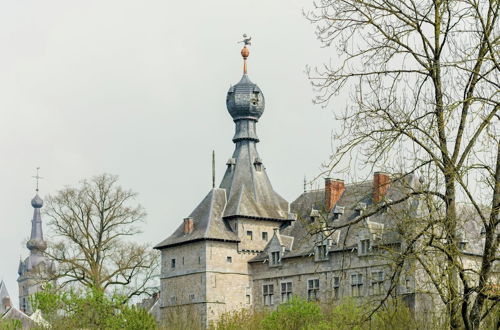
(254, 158, 263, 171)
(226, 158, 236, 170)
(316, 244, 328, 260)
(309, 209, 320, 222)
(355, 202, 367, 216)
(333, 206, 344, 220)
(252, 88, 260, 106)
(359, 239, 371, 255)
(315, 240, 330, 261)
(271, 251, 281, 265)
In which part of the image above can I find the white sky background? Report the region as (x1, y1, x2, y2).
(0, 0, 346, 305)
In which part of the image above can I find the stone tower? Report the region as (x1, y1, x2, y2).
(17, 187, 55, 315)
(155, 39, 295, 328)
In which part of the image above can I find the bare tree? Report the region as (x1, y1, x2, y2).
(305, 0, 499, 328)
(44, 174, 159, 301)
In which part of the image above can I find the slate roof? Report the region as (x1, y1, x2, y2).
(155, 189, 238, 249)
(250, 176, 487, 262)
(0, 281, 10, 315)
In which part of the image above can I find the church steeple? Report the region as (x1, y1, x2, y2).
(18, 168, 54, 315)
(26, 167, 47, 253)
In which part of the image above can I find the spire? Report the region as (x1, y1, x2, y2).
(26, 168, 47, 253)
(220, 38, 290, 220)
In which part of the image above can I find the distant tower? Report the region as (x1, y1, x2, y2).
(17, 169, 55, 315)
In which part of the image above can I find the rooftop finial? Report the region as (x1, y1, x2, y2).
(32, 167, 43, 193)
(238, 34, 251, 74)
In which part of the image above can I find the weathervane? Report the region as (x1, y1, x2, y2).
(32, 167, 43, 192)
(238, 34, 252, 46)
(238, 34, 252, 74)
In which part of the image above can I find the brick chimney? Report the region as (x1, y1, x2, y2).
(325, 178, 345, 212)
(373, 172, 391, 203)
(183, 217, 194, 234)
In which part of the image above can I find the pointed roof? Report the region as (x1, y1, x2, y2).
(155, 189, 239, 249)
(0, 281, 10, 315)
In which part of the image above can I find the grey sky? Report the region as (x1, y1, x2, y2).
(0, 0, 345, 305)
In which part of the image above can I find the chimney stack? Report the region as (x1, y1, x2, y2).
(373, 172, 390, 203)
(183, 217, 194, 234)
(325, 178, 345, 212)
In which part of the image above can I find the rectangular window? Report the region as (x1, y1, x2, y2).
(189, 294, 195, 301)
(307, 279, 320, 301)
(371, 271, 384, 295)
(246, 294, 251, 304)
(351, 274, 363, 297)
(333, 276, 341, 300)
(182, 256, 185, 265)
(360, 239, 371, 255)
(247, 230, 253, 240)
(281, 282, 293, 303)
(227, 256, 232, 263)
(171, 258, 176, 269)
(271, 251, 281, 265)
(262, 232, 268, 241)
(317, 244, 328, 260)
(263, 284, 274, 306)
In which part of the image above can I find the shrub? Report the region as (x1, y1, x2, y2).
(210, 308, 268, 330)
(31, 287, 157, 329)
(261, 297, 323, 330)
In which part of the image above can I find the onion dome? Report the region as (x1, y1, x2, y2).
(226, 43, 265, 121)
(26, 238, 47, 252)
(31, 194, 43, 208)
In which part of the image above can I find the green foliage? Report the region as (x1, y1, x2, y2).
(262, 297, 323, 330)
(211, 297, 437, 330)
(320, 298, 366, 330)
(209, 308, 269, 330)
(0, 319, 22, 330)
(31, 286, 157, 330)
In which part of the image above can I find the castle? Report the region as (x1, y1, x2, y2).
(154, 43, 490, 328)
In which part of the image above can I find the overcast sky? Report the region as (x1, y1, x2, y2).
(0, 0, 346, 305)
